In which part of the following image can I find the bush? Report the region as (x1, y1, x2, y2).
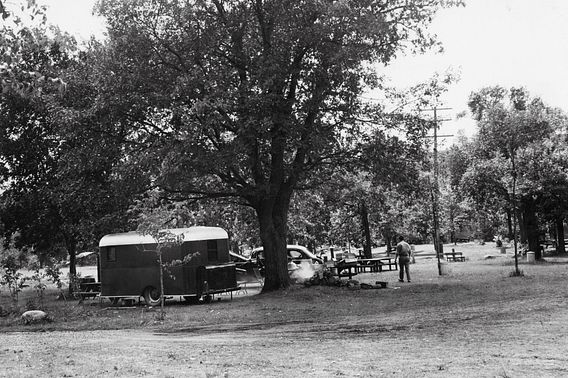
(0, 235, 29, 310)
(44, 258, 66, 299)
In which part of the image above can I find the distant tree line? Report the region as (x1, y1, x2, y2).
(438, 86, 568, 259)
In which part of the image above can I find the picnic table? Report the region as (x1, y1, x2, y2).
(330, 258, 359, 279)
(78, 278, 101, 299)
(444, 250, 465, 262)
(356, 257, 398, 273)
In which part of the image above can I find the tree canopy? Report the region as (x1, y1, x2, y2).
(86, 0, 461, 290)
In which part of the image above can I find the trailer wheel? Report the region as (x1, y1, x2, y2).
(143, 286, 161, 306)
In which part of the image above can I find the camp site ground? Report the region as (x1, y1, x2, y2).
(1, 241, 568, 377)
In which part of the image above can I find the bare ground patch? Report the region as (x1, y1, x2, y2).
(1, 243, 568, 377)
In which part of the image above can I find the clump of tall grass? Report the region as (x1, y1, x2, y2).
(508, 269, 524, 277)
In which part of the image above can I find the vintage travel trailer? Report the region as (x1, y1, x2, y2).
(98, 227, 238, 305)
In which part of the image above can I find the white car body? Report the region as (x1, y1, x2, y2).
(251, 245, 324, 282)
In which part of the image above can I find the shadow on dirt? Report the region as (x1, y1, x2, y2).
(156, 320, 410, 337)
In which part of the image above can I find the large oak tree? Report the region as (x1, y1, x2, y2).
(93, 0, 462, 291)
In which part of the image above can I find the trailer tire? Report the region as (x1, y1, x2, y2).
(143, 286, 161, 306)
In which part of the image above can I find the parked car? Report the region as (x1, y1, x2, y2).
(229, 251, 256, 281)
(251, 245, 323, 263)
(251, 244, 324, 277)
(229, 251, 252, 266)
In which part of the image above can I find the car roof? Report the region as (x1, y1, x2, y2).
(252, 244, 310, 250)
(252, 245, 316, 256)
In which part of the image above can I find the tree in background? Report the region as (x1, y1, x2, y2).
(0, 3, 77, 267)
(287, 190, 332, 253)
(459, 156, 510, 241)
(517, 137, 568, 254)
(363, 128, 430, 251)
(465, 86, 567, 267)
(439, 141, 475, 243)
(0, 3, 138, 292)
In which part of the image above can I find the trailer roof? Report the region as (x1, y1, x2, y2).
(99, 227, 228, 247)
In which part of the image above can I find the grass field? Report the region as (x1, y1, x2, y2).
(1, 242, 568, 377)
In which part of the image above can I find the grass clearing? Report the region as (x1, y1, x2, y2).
(1, 242, 568, 377)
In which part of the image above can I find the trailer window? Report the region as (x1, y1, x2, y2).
(107, 247, 116, 262)
(207, 240, 218, 261)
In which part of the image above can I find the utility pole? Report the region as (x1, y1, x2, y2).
(421, 107, 452, 275)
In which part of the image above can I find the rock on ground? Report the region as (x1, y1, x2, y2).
(21, 310, 49, 324)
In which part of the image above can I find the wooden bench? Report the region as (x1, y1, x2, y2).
(377, 257, 398, 271)
(444, 251, 465, 262)
(356, 258, 382, 273)
(356, 258, 398, 273)
(78, 281, 101, 299)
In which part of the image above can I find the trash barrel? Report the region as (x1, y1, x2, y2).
(500, 246, 506, 254)
(439, 261, 449, 275)
(526, 251, 536, 263)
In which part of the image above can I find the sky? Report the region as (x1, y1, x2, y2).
(39, 0, 568, 147)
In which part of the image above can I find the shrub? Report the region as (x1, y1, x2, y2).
(44, 259, 66, 299)
(28, 256, 47, 309)
(0, 236, 29, 310)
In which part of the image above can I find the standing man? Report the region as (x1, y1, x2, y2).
(395, 235, 412, 283)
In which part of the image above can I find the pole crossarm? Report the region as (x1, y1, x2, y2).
(424, 134, 454, 138)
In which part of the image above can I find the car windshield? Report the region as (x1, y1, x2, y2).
(289, 250, 303, 259)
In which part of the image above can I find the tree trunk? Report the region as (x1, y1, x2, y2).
(68, 246, 77, 277)
(69, 254, 77, 296)
(556, 217, 566, 254)
(66, 238, 77, 296)
(522, 198, 540, 259)
(384, 229, 393, 256)
(451, 229, 456, 245)
(506, 209, 513, 240)
(360, 200, 373, 259)
(256, 198, 291, 292)
(517, 208, 527, 244)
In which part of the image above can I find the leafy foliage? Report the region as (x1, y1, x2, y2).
(0, 234, 29, 309)
(0, 0, 71, 96)
(460, 86, 568, 257)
